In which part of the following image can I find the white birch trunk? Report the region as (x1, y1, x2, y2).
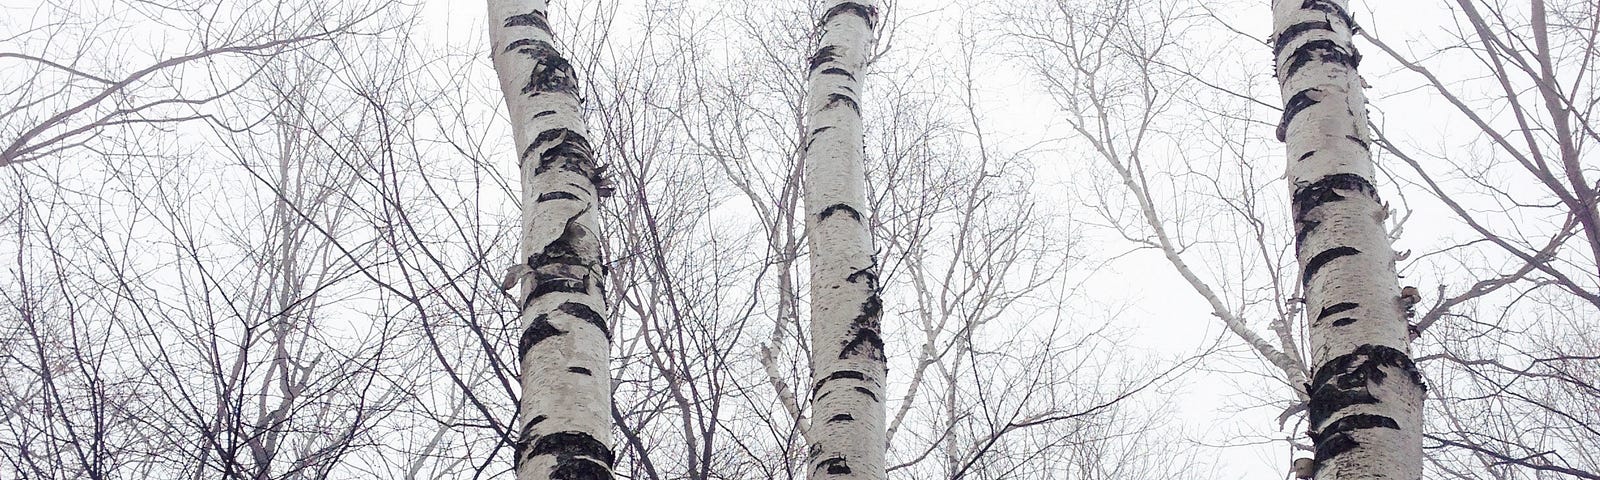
(486, 2, 614, 479)
(803, 2, 885, 480)
(1272, 1, 1424, 478)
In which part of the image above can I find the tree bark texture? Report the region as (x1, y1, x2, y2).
(486, 1, 614, 479)
(803, 2, 885, 480)
(1272, 0, 1425, 478)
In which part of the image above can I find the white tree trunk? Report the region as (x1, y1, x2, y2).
(803, 2, 885, 480)
(486, 2, 614, 479)
(1272, 0, 1424, 478)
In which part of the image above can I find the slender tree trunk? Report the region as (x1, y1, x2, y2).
(803, 2, 885, 480)
(486, 2, 614, 479)
(1272, 1, 1424, 478)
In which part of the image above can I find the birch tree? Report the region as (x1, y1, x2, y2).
(486, 1, 615, 479)
(803, 2, 886, 479)
(1272, 0, 1424, 477)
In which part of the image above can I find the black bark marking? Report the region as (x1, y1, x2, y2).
(819, 67, 855, 81)
(1318, 302, 1359, 321)
(511, 42, 579, 96)
(558, 302, 610, 339)
(539, 192, 580, 202)
(1332, 317, 1358, 326)
(526, 129, 597, 176)
(1307, 344, 1424, 427)
(1298, 150, 1317, 161)
(1276, 88, 1322, 142)
(809, 46, 839, 72)
(828, 414, 854, 422)
(1292, 173, 1379, 220)
(820, 1, 879, 30)
(504, 11, 552, 32)
(568, 367, 592, 375)
(1281, 39, 1361, 82)
(1302, 246, 1360, 287)
(528, 431, 615, 479)
(1309, 414, 1399, 475)
(815, 370, 866, 392)
(526, 236, 592, 271)
(840, 294, 884, 360)
(1302, 0, 1357, 31)
(818, 203, 862, 222)
(845, 266, 877, 286)
(1274, 21, 1333, 56)
(1294, 220, 1321, 253)
(811, 126, 834, 136)
(530, 271, 587, 301)
(505, 38, 539, 53)
(852, 386, 879, 402)
(519, 314, 563, 358)
(534, 110, 557, 119)
(1312, 433, 1357, 474)
(825, 93, 860, 113)
(513, 415, 550, 463)
(819, 457, 851, 475)
(1345, 134, 1368, 150)
(533, 128, 567, 148)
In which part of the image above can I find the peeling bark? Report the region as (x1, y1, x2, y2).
(488, 1, 614, 479)
(1273, 0, 1424, 478)
(803, 2, 885, 480)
